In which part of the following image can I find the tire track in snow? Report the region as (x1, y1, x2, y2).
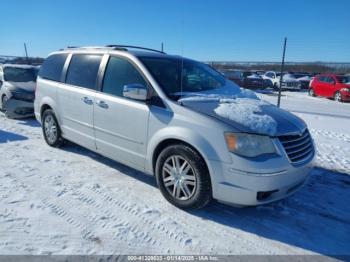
(4, 169, 193, 252)
(310, 129, 350, 143)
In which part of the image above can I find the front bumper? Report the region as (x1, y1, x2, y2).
(4, 98, 34, 119)
(340, 91, 350, 101)
(208, 145, 314, 206)
(281, 83, 301, 90)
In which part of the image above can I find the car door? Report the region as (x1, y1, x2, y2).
(94, 55, 150, 169)
(57, 53, 103, 151)
(325, 76, 336, 98)
(315, 76, 327, 96)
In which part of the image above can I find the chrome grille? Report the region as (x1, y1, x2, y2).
(278, 129, 314, 163)
(286, 81, 298, 87)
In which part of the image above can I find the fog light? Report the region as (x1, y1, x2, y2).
(257, 190, 278, 201)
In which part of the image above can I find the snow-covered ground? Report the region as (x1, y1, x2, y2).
(0, 91, 349, 256)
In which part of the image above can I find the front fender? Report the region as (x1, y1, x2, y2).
(145, 126, 228, 174)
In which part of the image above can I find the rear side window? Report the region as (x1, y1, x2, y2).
(102, 56, 147, 97)
(66, 54, 102, 90)
(39, 53, 68, 82)
(318, 76, 325, 82)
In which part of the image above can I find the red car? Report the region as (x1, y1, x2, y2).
(309, 74, 350, 102)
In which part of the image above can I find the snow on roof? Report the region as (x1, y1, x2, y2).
(2, 64, 38, 69)
(297, 76, 312, 81)
(246, 74, 261, 79)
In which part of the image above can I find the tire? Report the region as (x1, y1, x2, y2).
(273, 82, 279, 91)
(334, 91, 342, 102)
(155, 144, 212, 209)
(42, 109, 65, 147)
(308, 88, 316, 97)
(1, 95, 8, 113)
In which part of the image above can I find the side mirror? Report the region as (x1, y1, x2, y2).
(123, 83, 148, 101)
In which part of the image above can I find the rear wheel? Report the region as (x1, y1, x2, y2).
(155, 144, 212, 209)
(42, 109, 65, 147)
(308, 88, 316, 97)
(334, 91, 342, 102)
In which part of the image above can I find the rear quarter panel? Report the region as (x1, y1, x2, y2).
(34, 78, 59, 124)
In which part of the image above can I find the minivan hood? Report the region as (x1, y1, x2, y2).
(5, 81, 36, 92)
(181, 99, 306, 137)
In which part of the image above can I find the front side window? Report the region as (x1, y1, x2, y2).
(318, 76, 326, 82)
(39, 53, 68, 82)
(140, 57, 225, 99)
(266, 72, 274, 78)
(66, 54, 102, 89)
(325, 76, 335, 84)
(102, 56, 147, 97)
(4, 67, 37, 82)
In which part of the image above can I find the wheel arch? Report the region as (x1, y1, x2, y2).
(37, 96, 59, 124)
(152, 138, 210, 175)
(147, 127, 225, 188)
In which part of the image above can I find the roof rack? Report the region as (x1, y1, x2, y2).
(62, 45, 166, 54)
(64, 46, 127, 51)
(105, 45, 166, 54)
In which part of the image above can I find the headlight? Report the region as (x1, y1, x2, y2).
(224, 133, 276, 157)
(340, 88, 350, 92)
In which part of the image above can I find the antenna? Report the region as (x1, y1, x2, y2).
(161, 42, 164, 52)
(180, 16, 185, 98)
(24, 43, 30, 64)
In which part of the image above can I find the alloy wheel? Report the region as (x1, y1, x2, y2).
(44, 115, 58, 144)
(162, 155, 197, 200)
(335, 92, 341, 102)
(1, 96, 8, 112)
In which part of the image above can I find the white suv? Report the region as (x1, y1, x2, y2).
(263, 71, 301, 90)
(35, 45, 314, 209)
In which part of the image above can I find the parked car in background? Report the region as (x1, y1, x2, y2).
(262, 71, 301, 91)
(220, 70, 270, 89)
(219, 69, 244, 86)
(344, 74, 350, 84)
(309, 74, 350, 102)
(0, 64, 37, 118)
(253, 70, 265, 76)
(34, 45, 314, 209)
(291, 73, 312, 89)
(242, 71, 272, 89)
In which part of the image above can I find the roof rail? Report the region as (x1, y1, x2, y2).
(105, 45, 166, 54)
(64, 46, 127, 51)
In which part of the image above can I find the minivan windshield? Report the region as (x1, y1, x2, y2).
(3, 67, 37, 82)
(140, 57, 226, 100)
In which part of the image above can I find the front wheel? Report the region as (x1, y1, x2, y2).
(155, 144, 212, 209)
(308, 88, 316, 97)
(334, 91, 342, 102)
(42, 109, 65, 147)
(1, 95, 8, 113)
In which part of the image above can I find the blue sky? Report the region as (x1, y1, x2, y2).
(1, 0, 349, 62)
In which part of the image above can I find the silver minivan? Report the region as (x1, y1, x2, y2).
(34, 45, 315, 209)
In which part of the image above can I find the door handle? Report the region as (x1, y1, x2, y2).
(82, 97, 93, 105)
(96, 100, 109, 109)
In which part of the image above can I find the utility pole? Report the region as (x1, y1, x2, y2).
(24, 42, 30, 64)
(277, 37, 287, 108)
(161, 42, 164, 52)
